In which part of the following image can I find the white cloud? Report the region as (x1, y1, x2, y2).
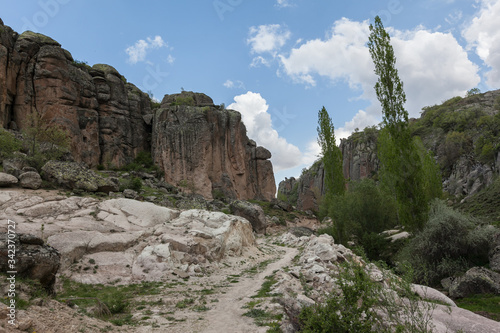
(248, 24, 291, 55)
(336, 110, 379, 143)
(125, 35, 167, 64)
(278, 18, 480, 138)
(228, 92, 302, 171)
(223, 79, 245, 89)
(276, 0, 293, 8)
(463, 0, 500, 87)
(250, 56, 270, 68)
(166, 54, 175, 64)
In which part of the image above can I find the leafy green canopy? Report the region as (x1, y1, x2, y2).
(368, 16, 441, 231)
(317, 106, 344, 199)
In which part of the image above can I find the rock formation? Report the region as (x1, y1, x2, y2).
(0, 21, 152, 168)
(152, 91, 276, 201)
(0, 21, 277, 201)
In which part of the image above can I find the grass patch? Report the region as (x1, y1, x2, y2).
(456, 294, 500, 321)
(252, 274, 280, 298)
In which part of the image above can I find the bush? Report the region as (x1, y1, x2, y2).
(0, 129, 22, 158)
(319, 179, 398, 251)
(397, 200, 494, 285)
(298, 262, 383, 333)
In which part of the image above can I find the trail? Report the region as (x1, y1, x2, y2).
(187, 244, 299, 333)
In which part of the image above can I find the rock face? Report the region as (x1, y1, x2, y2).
(0, 23, 152, 167)
(0, 191, 257, 285)
(0, 233, 60, 291)
(152, 91, 276, 201)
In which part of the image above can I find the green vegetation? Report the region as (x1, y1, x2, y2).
(72, 60, 92, 72)
(455, 294, 500, 321)
(397, 200, 494, 286)
(459, 177, 500, 225)
(0, 128, 22, 158)
(317, 106, 345, 200)
(319, 179, 398, 261)
(298, 262, 435, 333)
(369, 16, 442, 231)
(170, 96, 195, 106)
(120, 151, 160, 174)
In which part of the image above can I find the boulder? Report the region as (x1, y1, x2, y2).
(229, 200, 267, 234)
(2, 156, 28, 177)
(449, 267, 500, 298)
(0, 172, 18, 186)
(41, 160, 119, 192)
(19, 171, 42, 189)
(0, 233, 60, 291)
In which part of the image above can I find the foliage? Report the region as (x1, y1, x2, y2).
(458, 176, 500, 225)
(23, 111, 70, 157)
(466, 87, 481, 97)
(368, 16, 441, 231)
(298, 262, 436, 333)
(170, 96, 195, 106)
(397, 200, 494, 286)
(120, 151, 160, 174)
(0, 129, 22, 158)
(299, 262, 383, 333)
(317, 106, 344, 198)
(455, 294, 500, 321)
(318, 179, 398, 261)
(72, 60, 92, 72)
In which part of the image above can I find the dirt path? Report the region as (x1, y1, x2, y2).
(185, 244, 299, 333)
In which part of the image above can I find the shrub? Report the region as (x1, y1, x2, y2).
(0, 129, 22, 158)
(319, 179, 398, 249)
(299, 263, 383, 333)
(397, 200, 494, 285)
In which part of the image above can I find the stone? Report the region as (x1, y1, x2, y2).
(0, 233, 60, 291)
(41, 160, 119, 192)
(2, 156, 28, 177)
(449, 267, 500, 298)
(19, 171, 42, 189)
(152, 92, 276, 201)
(123, 189, 138, 199)
(0, 172, 17, 186)
(229, 200, 267, 234)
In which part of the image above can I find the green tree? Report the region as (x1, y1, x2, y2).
(368, 16, 441, 231)
(317, 106, 344, 199)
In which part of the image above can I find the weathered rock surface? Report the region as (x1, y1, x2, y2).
(152, 91, 276, 201)
(229, 200, 267, 234)
(0, 23, 152, 167)
(0, 172, 17, 186)
(41, 160, 119, 192)
(0, 232, 60, 291)
(449, 266, 500, 298)
(0, 191, 257, 285)
(18, 171, 42, 189)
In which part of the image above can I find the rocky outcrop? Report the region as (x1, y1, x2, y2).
(0, 232, 60, 291)
(41, 160, 119, 193)
(152, 91, 276, 201)
(0, 22, 152, 168)
(229, 200, 267, 234)
(0, 191, 257, 285)
(449, 267, 500, 298)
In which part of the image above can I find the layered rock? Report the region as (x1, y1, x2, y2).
(152, 91, 276, 201)
(0, 191, 257, 285)
(0, 21, 152, 167)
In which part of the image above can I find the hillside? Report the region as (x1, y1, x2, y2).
(279, 89, 500, 216)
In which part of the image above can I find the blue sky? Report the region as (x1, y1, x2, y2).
(2, 0, 500, 185)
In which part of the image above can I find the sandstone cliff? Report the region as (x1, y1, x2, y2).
(152, 91, 276, 201)
(0, 20, 277, 201)
(0, 20, 152, 167)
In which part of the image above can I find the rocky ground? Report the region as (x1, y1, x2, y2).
(1, 189, 499, 333)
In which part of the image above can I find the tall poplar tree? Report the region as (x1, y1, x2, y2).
(317, 106, 345, 199)
(368, 16, 441, 231)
